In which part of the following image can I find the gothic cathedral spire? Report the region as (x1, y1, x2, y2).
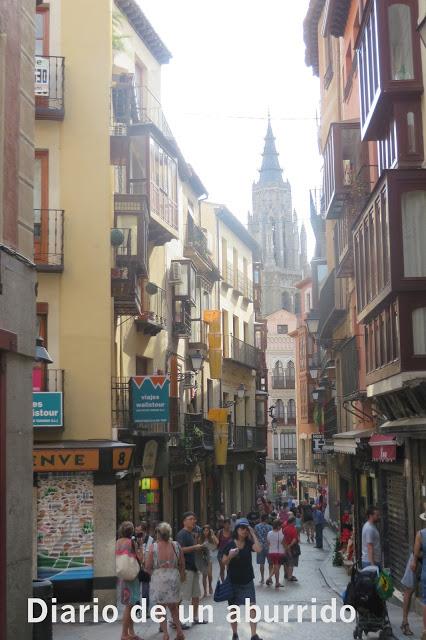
(248, 114, 304, 316)
(258, 115, 284, 186)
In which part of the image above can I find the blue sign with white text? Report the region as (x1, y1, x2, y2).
(33, 392, 63, 427)
(131, 376, 170, 423)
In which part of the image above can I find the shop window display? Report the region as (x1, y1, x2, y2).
(139, 477, 162, 525)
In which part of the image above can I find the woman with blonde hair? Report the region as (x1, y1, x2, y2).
(115, 521, 144, 640)
(145, 522, 186, 640)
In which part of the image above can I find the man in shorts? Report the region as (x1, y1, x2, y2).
(302, 500, 315, 543)
(176, 512, 208, 626)
(255, 513, 272, 584)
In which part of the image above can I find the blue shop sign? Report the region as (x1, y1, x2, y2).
(33, 392, 63, 428)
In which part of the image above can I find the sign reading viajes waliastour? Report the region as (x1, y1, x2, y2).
(131, 376, 170, 423)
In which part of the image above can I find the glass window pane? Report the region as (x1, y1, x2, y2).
(341, 127, 362, 185)
(412, 308, 426, 355)
(388, 4, 414, 80)
(402, 191, 426, 277)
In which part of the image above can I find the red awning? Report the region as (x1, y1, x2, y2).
(369, 434, 397, 462)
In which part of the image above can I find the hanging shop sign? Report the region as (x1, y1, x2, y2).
(142, 440, 158, 476)
(33, 392, 63, 428)
(35, 56, 49, 96)
(208, 408, 229, 466)
(369, 434, 397, 463)
(131, 376, 170, 423)
(312, 433, 325, 453)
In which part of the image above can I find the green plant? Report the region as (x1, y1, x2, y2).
(332, 536, 343, 567)
(112, 11, 129, 53)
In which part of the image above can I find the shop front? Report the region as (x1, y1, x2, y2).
(33, 441, 134, 605)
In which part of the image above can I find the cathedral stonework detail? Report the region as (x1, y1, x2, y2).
(248, 118, 307, 316)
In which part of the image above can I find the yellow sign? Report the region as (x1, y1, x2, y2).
(208, 409, 229, 466)
(203, 311, 222, 378)
(33, 449, 100, 472)
(112, 447, 133, 470)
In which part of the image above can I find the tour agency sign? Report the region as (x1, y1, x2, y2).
(33, 392, 63, 428)
(131, 376, 170, 423)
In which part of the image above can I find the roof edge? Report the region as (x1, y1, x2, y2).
(115, 0, 172, 64)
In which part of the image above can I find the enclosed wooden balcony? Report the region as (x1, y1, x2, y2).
(183, 223, 220, 282)
(135, 284, 167, 336)
(111, 268, 143, 317)
(334, 210, 354, 278)
(113, 193, 149, 278)
(357, 0, 423, 140)
(317, 269, 346, 340)
(353, 169, 426, 322)
(34, 209, 64, 272)
(323, 122, 367, 219)
(35, 56, 65, 120)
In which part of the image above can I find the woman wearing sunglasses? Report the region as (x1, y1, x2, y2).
(222, 518, 263, 640)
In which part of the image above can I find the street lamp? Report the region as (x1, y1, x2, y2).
(35, 336, 53, 364)
(305, 310, 320, 336)
(236, 383, 246, 399)
(190, 349, 204, 373)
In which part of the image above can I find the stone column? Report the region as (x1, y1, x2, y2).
(93, 482, 117, 607)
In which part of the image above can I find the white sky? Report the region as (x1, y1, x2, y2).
(140, 0, 322, 254)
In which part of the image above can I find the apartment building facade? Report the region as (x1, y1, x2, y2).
(0, 1, 36, 636)
(304, 0, 426, 585)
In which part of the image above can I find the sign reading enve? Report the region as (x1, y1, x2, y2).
(33, 449, 100, 472)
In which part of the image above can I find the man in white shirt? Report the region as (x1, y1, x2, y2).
(361, 506, 382, 570)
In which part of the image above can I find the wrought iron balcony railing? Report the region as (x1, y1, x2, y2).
(34, 209, 64, 271)
(35, 56, 65, 120)
(111, 82, 173, 140)
(225, 335, 259, 369)
(271, 375, 295, 389)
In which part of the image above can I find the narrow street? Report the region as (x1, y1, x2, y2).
(53, 531, 424, 640)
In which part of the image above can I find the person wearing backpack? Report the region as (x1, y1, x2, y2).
(410, 511, 426, 640)
(116, 521, 144, 640)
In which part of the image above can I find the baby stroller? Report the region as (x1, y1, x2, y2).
(344, 566, 394, 639)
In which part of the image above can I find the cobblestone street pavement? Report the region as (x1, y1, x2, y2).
(52, 531, 424, 640)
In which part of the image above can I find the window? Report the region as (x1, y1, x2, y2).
(277, 324, 288, 334)
(287, 399, 296, 420)
(273, 433, 279, 461)
(286, 361, 295, 381)
(388, 4, 414, 80)
(412, 308, 426, 355)
(275, 399, 285, 420)
(35, 6, 49, 56)
(402, 191, 426, 277)
(280, 433, 297, 460)
(274, 360, 284, 377)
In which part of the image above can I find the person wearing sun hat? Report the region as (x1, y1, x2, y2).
(222, 518, 263, 640)
(410, 510, 426, 640)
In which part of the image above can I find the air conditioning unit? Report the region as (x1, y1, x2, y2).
(169, 261, 182, 283)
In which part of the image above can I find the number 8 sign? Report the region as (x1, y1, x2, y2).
(112, 447, 133, 470)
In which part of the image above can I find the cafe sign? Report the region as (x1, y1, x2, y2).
(33, 392, 63, 428)
(131, 376, 170, 423)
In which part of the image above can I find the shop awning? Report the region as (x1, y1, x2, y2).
(369, 433, 397, 462)
(333, 428, 374, 455)
(380, 417, 426, 436)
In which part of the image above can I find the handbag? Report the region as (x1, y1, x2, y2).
(116, 552, 139, 581)
(213, 576, 234, 602)
(292, 543, 301, 557)
(376, 569, 394, 601)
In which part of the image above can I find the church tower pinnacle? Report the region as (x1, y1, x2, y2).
(248, 115, 304, 316)
(259, 116, 284, 186)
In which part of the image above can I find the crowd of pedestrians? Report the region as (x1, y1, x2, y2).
(114, 497, 327, 640)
